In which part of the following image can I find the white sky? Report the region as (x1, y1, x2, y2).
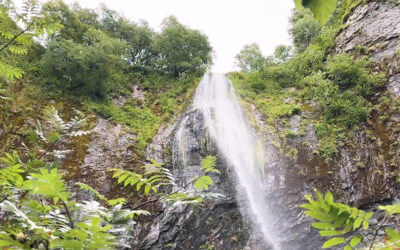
(17, 0, 295, 73)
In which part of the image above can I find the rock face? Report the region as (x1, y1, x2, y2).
(335, 1, 400, 95)
(135, 111, 252, 250)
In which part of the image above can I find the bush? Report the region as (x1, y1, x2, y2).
(261, 63, 297, 88)
(304, 72, 370, 128)
(327, 53, 383, 96)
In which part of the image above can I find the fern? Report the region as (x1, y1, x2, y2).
(201, 155, 219, 174)
(194, 176, 213, 191)
(109, 160, 174, 196)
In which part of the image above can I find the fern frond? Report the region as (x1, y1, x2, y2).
(34, 119, 47, 142)
(43, 106, 64, 131)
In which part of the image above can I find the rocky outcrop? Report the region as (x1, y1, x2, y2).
(336, 1, 400, 95)
(134, 111, 253, 250)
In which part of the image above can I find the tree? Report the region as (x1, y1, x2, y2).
(40, 28, 129, 99)
(289, 8, 321, 53)
(235, 43, 270, 72)
(153, 16, 212, 77)
(273, 45, 292, 63)
(99, 7, 156, 70)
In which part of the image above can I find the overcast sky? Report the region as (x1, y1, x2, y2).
(17, 0, 295, 72)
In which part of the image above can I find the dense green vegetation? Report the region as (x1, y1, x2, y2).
(230, 0, 383, 162)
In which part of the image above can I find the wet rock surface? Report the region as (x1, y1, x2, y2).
(134, 110, 252, 250)
(66, 118, 136, 198)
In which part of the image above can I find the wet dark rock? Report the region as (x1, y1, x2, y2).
(135, 110, 252, 250)
(76, 118, 136, 197)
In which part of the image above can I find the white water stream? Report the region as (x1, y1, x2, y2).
(193, 73, 280, 249)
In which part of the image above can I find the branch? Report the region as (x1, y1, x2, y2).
(0, 22, 33, 54)
(61, 200, 74, 229)
(369, 215, 387, 250)
(129, 198, 158, 211)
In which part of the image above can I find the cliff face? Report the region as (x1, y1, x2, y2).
(130, 2, 400, 249)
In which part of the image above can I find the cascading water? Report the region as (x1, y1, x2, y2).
(191, 72, 280, 249)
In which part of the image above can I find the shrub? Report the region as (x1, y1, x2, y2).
(261, 63, 297, 88)
(327, 53, 383, 96)
(304, 72, 370, 128)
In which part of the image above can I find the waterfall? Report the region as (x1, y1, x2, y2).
(192, 73, 280, 249)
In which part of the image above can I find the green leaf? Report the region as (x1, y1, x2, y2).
(75, 182, 106, 201)
(298, 0, 338, 24)
(201, 156, 219, 174)
(379, 204, 400, 215)
(24, 168, 70, 200)
(107, 198, 126, 206)
(319, 230, 341, 236)
(194, 176, 213, 191)
(353, 216, 363, 230)
(325, 192, 333, 204)
(322, 237, 346, 248)
(349, 235, 363, 247)
(0, 60, 24, 80)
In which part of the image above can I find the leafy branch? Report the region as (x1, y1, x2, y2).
(301, 189, 400, 249)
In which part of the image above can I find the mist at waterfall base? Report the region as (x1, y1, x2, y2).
(193, 73, 281, 249)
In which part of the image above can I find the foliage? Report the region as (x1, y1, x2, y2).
(0, 0, 61, 80)
(303, 71, 370, 128)
(273, 45, 292, 63)
(0, 106, 221, 249)
(235, 43, 270, 72)
(109, 160, 174, 196)
(153, 16, 212, 77)
(110, 155, 222, 207)
(289, 8, 321, 53)
(40, 30, 129, 99)
(294, 0, 338, 24)
(301, 189, 400, 249)
(38, 2, 211, 99)
(327, 53, 384, 97)
(0, 152, 133, 249)
(301, 189, 371, 249)
(231, 0, 383, 162)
